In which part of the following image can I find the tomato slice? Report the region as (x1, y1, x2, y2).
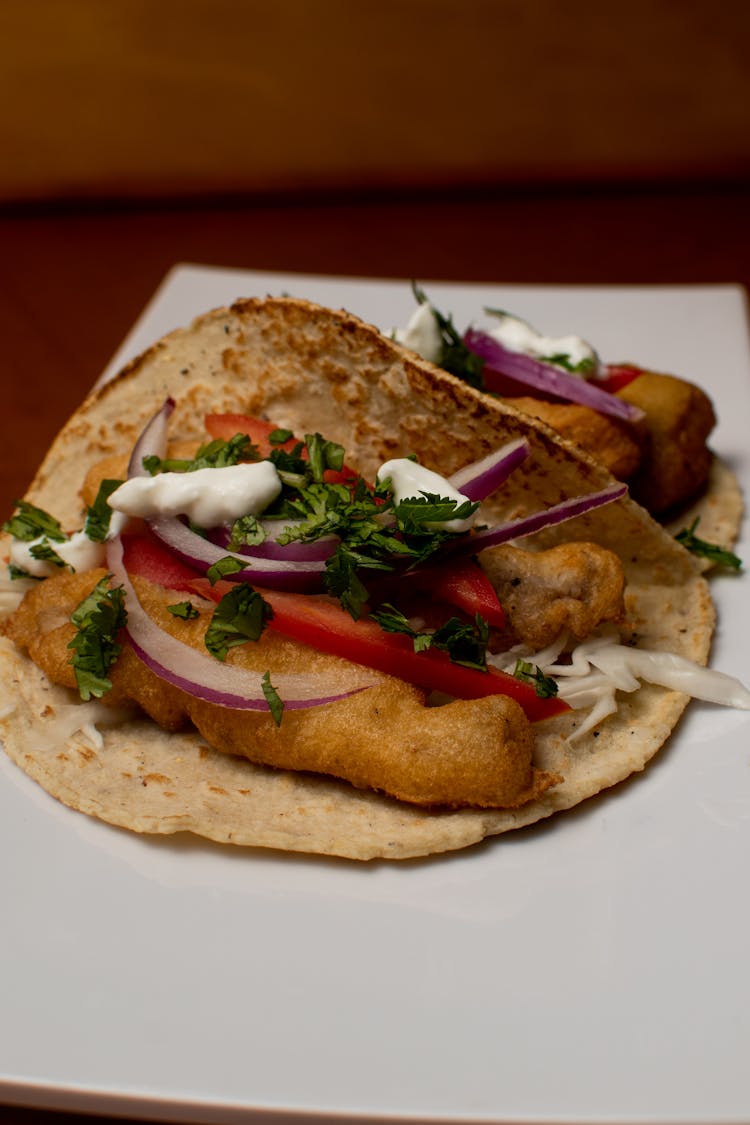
(599, 364, 642, 394)
(401, 559, 506, 628)
(204, 412, 359, 485)
(262, 590, 566, 722)
(119, 531, 566, 720)
(121, 527, 203, 591)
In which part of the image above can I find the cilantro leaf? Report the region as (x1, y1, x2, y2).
(227, 515, 266, 551)
(371, 604, 489, 668)
(206, 556, 245, 584)
(269, 428, 294, 444)
(29, 540, 67, 568)
(67, 576, 127, 700)
(167, 601, 200, 619)
(204, 584, 273, 661)
(513, 659, 559, 698)
(84, 479, 124, 543)
(675, 518, 742, 570)
(304, 433, 345, 482)
(261, 670, 284, 726)
(394, 493, 478, 535)
(144, 433, 259, 475)
(3, 500, 66, 543)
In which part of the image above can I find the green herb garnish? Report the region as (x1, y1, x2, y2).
(166, 601, 200, 619)
(371, 604, 490, 669)
(227, 515, 266, 551)
(206, 556, 245, 584)
(513, 658, 559, 698)
(84, 479, 124, 543)
(204, 583, 273, 661)
(261, 671, 284, 726)
(67, 576, 127, 700)
(143, 433, 258, 475)
(675, 518, 742, 570)
(3, 500, 66, 543)
(29, 540, 67, 568)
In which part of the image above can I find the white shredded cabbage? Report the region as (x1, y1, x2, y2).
(489, 628, 750, 741)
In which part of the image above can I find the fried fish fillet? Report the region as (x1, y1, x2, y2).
(5, 569, 557, 810)
(480, 541, 625, 650)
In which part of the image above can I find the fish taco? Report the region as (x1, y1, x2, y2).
(1, 297, 747, 861)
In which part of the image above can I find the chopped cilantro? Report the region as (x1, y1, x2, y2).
(206, 556, 245, 584)
(513, 659, 559, 698)
(371, 603, 490, 669)
(8, 563, 40, 581)
(675, 518, 742, 570)
(143, 433, 258, 475)
(204, 584, 273, 661)
(67, 576, 127, 700)
(29, 540, 67, 568)
(167, 601, 200, 619)
(269, 428, 294, 444)
(304, 432, 345, 482)
(261, 671, 284, 726)
(3, 500, 66, 543)
(227, 514, 266, 551)
(84, 479, 124, 543)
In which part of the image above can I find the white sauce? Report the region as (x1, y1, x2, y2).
(376, 458, 476, 532)
(108, 461, 282, 527)
(10, 531, 106, 578)
(393, 301, 443, 364)
(488, 312, 600, 377)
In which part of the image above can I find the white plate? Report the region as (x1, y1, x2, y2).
(3, 266, 750, 1125)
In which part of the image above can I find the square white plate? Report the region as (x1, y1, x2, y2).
(3, 265, 750, 1124)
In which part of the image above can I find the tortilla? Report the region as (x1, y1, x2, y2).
(0, 297, 718, 860)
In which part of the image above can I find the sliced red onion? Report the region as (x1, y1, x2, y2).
(150, 516, 327, 592)
(448, 439, 530, 501)
(210, 521, 338, 562)
(464, 327, 645, 424)
(444, 481, 628, 557)
(128, 398, 175, 477)
(106, 537, 376, 711)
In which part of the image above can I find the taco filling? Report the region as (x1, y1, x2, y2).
(0, 296, 747, 860)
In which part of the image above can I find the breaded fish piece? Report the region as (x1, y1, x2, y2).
(617, 371, 716, 514)
(503, 397, 644, 480)
(480, 542, 625, 650)
(5, 569, 556, 810)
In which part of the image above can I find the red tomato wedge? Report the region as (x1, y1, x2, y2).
(204, 413, 359, 485)
(119, 531, 565, 720)
(260, 590, 567, 722)
(370, 558, 506, 628)
(599, 364, 642, 394)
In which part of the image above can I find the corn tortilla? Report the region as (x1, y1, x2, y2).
(0, 298, 717, 860)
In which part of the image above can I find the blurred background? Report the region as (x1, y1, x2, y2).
(3, 0, 750, 201)
(1, 0, 750, 513)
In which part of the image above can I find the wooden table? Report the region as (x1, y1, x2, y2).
(1, 183, 749, 1125)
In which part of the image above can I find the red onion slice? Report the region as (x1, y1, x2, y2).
(211, 521, 338, 562)
(128, 398, 175, 477)
(445, 482, 628, 557)
(106, 537, 377, 710)
(150, 516, 327, 592)
(448, 439, 530, 501)
(464, 327, 645, 424)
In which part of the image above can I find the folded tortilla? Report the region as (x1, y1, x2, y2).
(0, 298, 716, 859)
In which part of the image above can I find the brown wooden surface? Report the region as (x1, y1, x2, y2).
(2, 0, 750, 204)
(1, 183, 750, 1125)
